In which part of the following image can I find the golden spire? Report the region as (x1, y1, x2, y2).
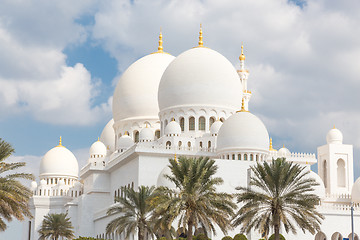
(57, 136, 63, 147)
(157, 29, 163, 53)
(198, 24, 204, 47)
(237, 98, 248, 112)
(239, 44, 246, 61)
(269, 138, 275, 151)
(333, 125, 336, 129)
(97, 137, 100, 141)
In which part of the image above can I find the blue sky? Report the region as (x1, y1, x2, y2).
(1, 0, 360, 238)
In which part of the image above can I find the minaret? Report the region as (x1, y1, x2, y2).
(237, 44, 251, 111)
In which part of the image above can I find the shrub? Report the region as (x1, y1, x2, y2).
(269, 234, 285, 240)
(222, 236, 233, 240)
(233, 233, 247, 240)
(158, 237, 167, 240)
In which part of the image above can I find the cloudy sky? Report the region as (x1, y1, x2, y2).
(1, 0, 360, 238)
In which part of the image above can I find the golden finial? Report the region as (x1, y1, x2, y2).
(174, 153, 177, 162)
(146, 123, 148, 128)
(198, 24, 204, 47)
(57, 136, 63, 147)
(157, 29, 163, 53)
(239, 44, 246, 61)
(269, 138, 276, 151)
(97, 137, 100, 141)
(171, 117, 175, 121)
(283, 144, 285, 148)
(333, 125, 336, 129)
(237, 98, 248, 112)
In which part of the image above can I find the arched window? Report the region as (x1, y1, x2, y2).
(227, 155, 230, 160)
(250, 154, 254, 161)
(232, 154, 235, 160)
(323, 160, 327, 188)
(209, 117, 216, 129)
(39, 189, 42, 196)
(337, 159, 346, 187)
(166, 141, 171, 147)
(178, 141, 182, 147)
(134, 131, 139, 143)
(238, 154, 241, 160)
(256, 155, 259, 161)
(187, 142, 191, 148)
(180, 117, 185, 132)
(208, 141, 211, 148)
(189, 117, 195, 131)
(244, 154, 248, 161)
(199, 142, 203, 148)
(155, 130, 160, 139)
(199, 117, 205, 131)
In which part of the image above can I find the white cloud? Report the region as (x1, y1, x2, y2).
(0, 1, 111, 126)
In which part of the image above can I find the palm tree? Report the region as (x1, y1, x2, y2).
(153, 156, 236, 240)
(0, 138, 34, 231)
(38, 212, 75, 240)
(233, 158, 324, 240)
(106, 185, 156, 240)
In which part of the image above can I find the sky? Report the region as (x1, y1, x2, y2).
(0, 0, 360, 238)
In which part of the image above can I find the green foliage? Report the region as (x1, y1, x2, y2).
(194, 233, 209, 240)
(106, 185, 156, 240)
(152, 157, 236, 240)
(38, 212, 75, 240)
(222, 236, 233, 240)
(0, 138, 34, 231)
(233, 158, 324, 239)
(233, 233, 247, 240)
(269, 233, 285, 240)
(158, 237, 167, 240)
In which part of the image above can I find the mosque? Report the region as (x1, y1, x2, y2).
(24, 27, 360, 240)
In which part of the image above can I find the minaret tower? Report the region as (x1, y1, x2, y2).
(237, 44, 251, 111)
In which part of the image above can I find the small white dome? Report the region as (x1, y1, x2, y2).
(40, 179, 46, 186)
(113, 53, 175, 122)
(217, 111, 269, 153)
(118, 135, 134, 150)
(307, 170, 325, 199)
(157, 166, 176, 188)
(89, 140, 107, 157)
(40, 144, 79, 178)
(326, 127, 343, 144)
(100, 119, 115, 153)
(278, 146, 291, 158)
(351, 177, 360, 203)
(31, 181, 38, 190)
(158, 47, 242, 112)
(139, 127, 154, 142)
(210, 120, 223, 135)
(165, 120, 181, 136)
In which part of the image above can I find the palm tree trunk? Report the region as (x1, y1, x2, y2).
(187, 217, 194, 240)
(138, 227, 144, 240)
(274, 212, 280, 240)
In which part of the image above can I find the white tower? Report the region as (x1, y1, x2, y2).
(317, 127, 354, 195)
(237, 45, 251, 111)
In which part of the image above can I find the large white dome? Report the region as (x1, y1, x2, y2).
(158, 47, 242, 112)
(352, 177, 360, 203)
(113, 53, 175, 122)
(40, 145, 79, 178)
(100, 119, 115, 153)
(217, 111, 269, 153)
(307, 170, 326, 199)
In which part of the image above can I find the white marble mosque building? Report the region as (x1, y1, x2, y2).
(24, 28, 360, 240)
